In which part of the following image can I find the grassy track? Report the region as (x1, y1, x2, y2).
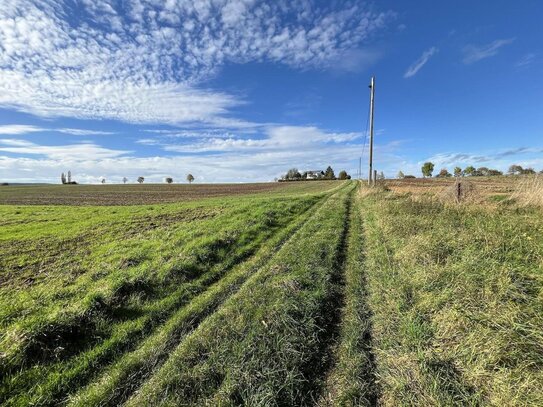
(318, 188, 378, 406)
(361, 188, 543, 406)
(68, 190, 331, 406)
(125, 182, 355, 406)
(0, 183, 341, 406)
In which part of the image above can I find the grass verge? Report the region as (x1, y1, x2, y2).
(361, 188, 543, 406)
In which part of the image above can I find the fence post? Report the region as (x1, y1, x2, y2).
(456, 181, 462, 202)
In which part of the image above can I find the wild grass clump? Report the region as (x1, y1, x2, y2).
(361, 191, 543, 405)
(511, 174, 543, 208)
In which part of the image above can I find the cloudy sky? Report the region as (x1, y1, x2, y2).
(0, 0, 541, 183)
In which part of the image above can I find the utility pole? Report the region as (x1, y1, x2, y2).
(368, 76, 375, 186)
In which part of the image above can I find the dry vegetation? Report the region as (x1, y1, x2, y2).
(363, 176, 543, 405)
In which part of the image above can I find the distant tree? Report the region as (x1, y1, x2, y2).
(137, 176, 144, 184)
(404, 175, 416, 179)
(522, 167, 536, 175)
(436, 168, 451, 177)
(186, 174, 195, 184)
(301, 171, 308, 180)
(324, 166, 336, 180)
(285, 168, 301, 180)
(101, 178, 106, 184)
(67, 170, 71, 183)
(61, 172, 66, 184)
(421, 162, 434, 178)
(165, 177, 173, 184)
(338, 170, 349, 180)
(377, 171, 385, 180)
(397, 170, 405, 179)
(122, 177, 128, 184)
(464, 166, 476, 176)
(508, 164, 524, 175)
(477, 167, 490, 177)
(488, 169, 503, 176)
(454, 167, 463, 177)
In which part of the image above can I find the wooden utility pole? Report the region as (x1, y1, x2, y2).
(368, 76, 375, 186)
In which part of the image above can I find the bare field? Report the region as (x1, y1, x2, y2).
(0, 181, 338, 206)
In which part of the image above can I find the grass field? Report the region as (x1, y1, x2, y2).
(1, 177, 542, 406)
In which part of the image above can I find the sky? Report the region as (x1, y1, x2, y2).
(0, 0, 542, 183)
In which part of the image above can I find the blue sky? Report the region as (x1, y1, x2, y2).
(0, 0, 541, 183)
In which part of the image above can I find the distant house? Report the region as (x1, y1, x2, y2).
(306, 170, 324, 180)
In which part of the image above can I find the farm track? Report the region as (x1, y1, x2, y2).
(68, 191, 332, 406)
(124, 182, 357, 406)
(1, 192, 331, 406)
(317, 189, 379, 406)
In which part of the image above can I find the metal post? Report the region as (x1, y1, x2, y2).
(368, 76, 375, 186)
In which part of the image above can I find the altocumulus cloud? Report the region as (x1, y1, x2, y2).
(0, 0, 392, 126)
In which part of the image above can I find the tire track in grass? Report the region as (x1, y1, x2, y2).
(297, 183, 353, 403)
(124, 183, 354, 406)
(67, 192, 333, 407)
(317, 185, 379, 406)
(2, 196, 325, 406)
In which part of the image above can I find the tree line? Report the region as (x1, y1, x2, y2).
(396, 163, 542, 179)
(60, 172, 195, 184)
(279, 166, 351, 181)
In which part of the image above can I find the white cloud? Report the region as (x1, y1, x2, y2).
(56, 128, 115, 136)
(0, 125, 43, 135)
(158, 126, 362, 153)
(0, 0, 392, 126)
(0, 139, 130, 160)
(0, 125, 369, 183)
(404, 47, 438, 78)
(462, 38, 515, 64)
(0, 124, 114, 136)
(515, 53, 536, 68)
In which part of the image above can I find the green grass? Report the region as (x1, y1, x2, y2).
(317, 190, 378, 406)
(360, 190, 543, 406)
(0, 182, 342, 406)
(124, 182, 356, 406)
(2, 179, 543, 406)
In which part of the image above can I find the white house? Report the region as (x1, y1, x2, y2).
(306, 170, 324, 180)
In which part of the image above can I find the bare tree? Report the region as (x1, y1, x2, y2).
(67, 170, 71, 183)
(61, 172, 66, 184)
(137, 176, 144, 184)
(101, 178, 106, 184)
(186, 174, 194, 184)
(122, 177, 128, 184)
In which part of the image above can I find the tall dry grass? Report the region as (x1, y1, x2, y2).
(511, 175, 543, 208)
